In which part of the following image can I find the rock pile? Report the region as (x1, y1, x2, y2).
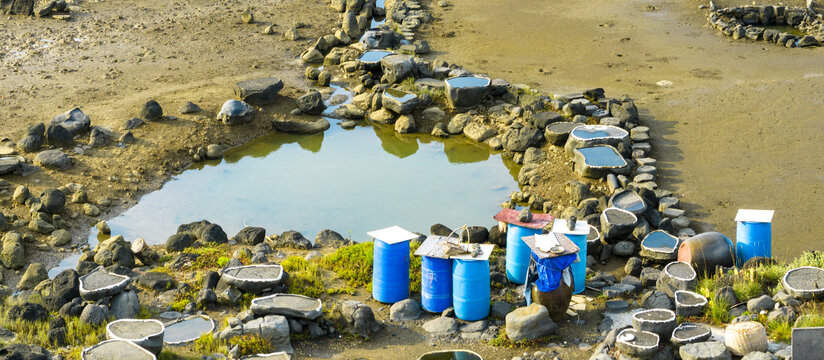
(708, 4, 823, 48)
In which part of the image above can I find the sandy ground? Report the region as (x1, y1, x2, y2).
(0, 0, 340, 278)
(422, 0, 824, 260)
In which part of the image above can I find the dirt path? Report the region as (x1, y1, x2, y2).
(422, 0, 824, 259)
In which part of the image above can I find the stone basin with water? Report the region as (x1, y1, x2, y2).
(565, 125, 630, 156)
(239, 353, 291, 360)
(417, 350, 483, 360)
(250, 293, 323, 319)
(358, 50, 393, 64)
(106, 319, 165, 355)
(640, 230, 680, 262)
(163, 315, 215, 345)
(609, 189, 647, 215)
(572, 146, 629, 178)
(444, 76, 491, 110)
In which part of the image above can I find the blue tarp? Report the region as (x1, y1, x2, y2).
(524, 252, 577, 304)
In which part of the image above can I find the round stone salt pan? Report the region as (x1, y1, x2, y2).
(417, 349, 484, 360)
(781, 266, 824, 300)
(239, 352, 291, 360)
(163, 315, 215, 345)
(79, 266, 131, 301)
(250, 293, 323, 319)
(671, 323, 711, 347)
(106, 319, 165, 354)
(221, 265, 284, 292)
(615, 328, 659, 359)
(81, 339, 156, 360)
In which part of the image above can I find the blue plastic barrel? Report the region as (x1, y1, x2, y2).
(453, 258, 490, 321)
(736, 221, 772, 267)
(421, 256, 452, 313)
(372, 239, 410, 303)
(566, 233, 587, 294)
(506, 225, 541, 284)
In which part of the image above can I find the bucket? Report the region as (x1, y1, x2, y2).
(551, 219, 589, 294)
(506, 225, 541, 284)
(734, 209, 774, 267)
(453, 258, 490, 321)
(421, 256, 452, 313)
(372, 239, 410, 303)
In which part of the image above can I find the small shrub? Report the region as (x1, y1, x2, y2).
(703, 298, 731, 325)
(790, 251, 824, 269)
(795, 313, 824, 328)
(732, 277, 762, 302)
(321, 242, 374, 288)
(281, 256, 325, 298)
(228, 334, 271, 356)
(217, 256, 230, 267)
(696, 276, 719, 299)
(194, 332, 227, 354)
(767, 319, 793, 342)
(409, 241, 422, 293)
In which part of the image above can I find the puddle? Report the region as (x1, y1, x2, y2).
(358, 50, 393, 63)
(418, 350, 483, 360)
(445, 76, 490, 89)
(570, 127, 618, 140)
(384, 88, 417, 102)
(163, 316, 214, 345)
(68, 114, 518, 255)
(642, 231, 678, 251)
(372, 0, 386, 28)
(576, 146, 626, 167)
(763, 25, 806, 37)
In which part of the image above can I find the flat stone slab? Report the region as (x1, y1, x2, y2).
(782, 266, 824, 300)
(609, 189, 647, 215)
(679, 341, 730, 360)
(565, 124, 630, 155)
(671, 323, 712, 347)
(418, 350, 483, 360)
(640, 230, 680, 262)
(221, 265, 284, 293)
(616, 328, 660, 359)
(163, 315, 215, 345)
(106, 319, 165, 355)
(271, 117, 330, 134)
(573, 145, 630, 178)
(632, 308, 677, 342)
(239, 352, 291, 360)
(79, 266, 130, 301)
(82, 339, 156, 360)
(792, 327, 824, 360)
(675, 290, 708, 318)
(0, 157, 22, 175)
(250, 294, 322, 320)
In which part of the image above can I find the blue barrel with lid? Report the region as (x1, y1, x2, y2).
(506, 225, 541, 284)
(421, 256, 452, 313)
(370, 226, 417, 304)
(551, 219, 590, 294)
(735, 209, 774, 267)
(453, 258, 490, 321)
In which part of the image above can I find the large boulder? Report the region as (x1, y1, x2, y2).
(51, 108, 90, 135)
(17, 263, 48, 290)
(166, 233, 193, 252)
(34, 149, 71, 170)
(314, 229, 350, 248)
(52, 269, 80, 300)
(234, 227, 266, 245)
(463, 123, 496, 142)
(217, 100, 255, 125)
(200, 223, 228, 243)
(505, 304, 558, 342)
(94, 235, 134, 268)
(380, 55, 415, 84)
(80, 304, 108, 326)
(110, 290, 140, 319)
(389, 299, 421, 322)
(335, 300, 380, 337)
(234, 77, 284, 105)
(502, 124, 543, 152)
(272, 230, 312, 250)
(8, 303, 48, 322)
(45, 124, 73, 147)
(296, 91, 326, 115)
(40, 189, 66, 214)
(1, 232, 26, 269)
(140, 100, 163, 121)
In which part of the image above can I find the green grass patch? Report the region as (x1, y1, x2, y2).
(281, 256, 326, 298)
(795, 313, 824, 328)
(732, 277, 762, 302)
(0, 297, 109, 351)
(228, 334, 272, 356)
(790, 251, 824, 269)
(703, 298, 731, 325)
(696, 275, 719, 299)
(410, 241, 422, 293)
(397, 77, 447, 105)
(321, 242, 374, 289)
(194, 332, 228, 355)
(767, 319, 793, 342)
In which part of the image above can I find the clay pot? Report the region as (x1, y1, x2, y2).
(531, 271, 574, 322)
(677, 232, 735, 276)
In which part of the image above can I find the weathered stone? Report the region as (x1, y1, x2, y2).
(272, 117, 330, 134)
(34, 149, 71, 170)
(17, 263, 48, 290)
(217, 100, 255, 125)
(234, 77, 284, 105)
(390, 299, 422, 322)
(51, 108, 90, 135)
(140, 100, 163, 121)
(505, 304, 557, 341)
(423, 316, 459, 335)
(502, 125, 543, 152)
(680, 341, 731, 360)
(2, 232, 26, 269)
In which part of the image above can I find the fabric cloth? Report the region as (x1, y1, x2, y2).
(523, 251, 577, 304)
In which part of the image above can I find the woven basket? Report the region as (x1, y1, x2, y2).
(725, 321, 767, 356)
